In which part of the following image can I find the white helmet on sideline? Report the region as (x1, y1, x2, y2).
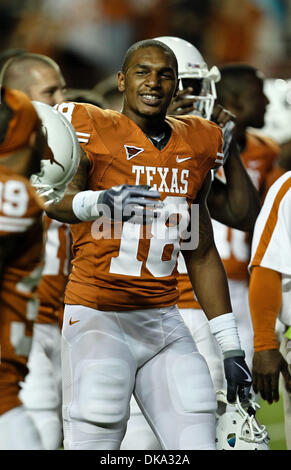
(30, 101, 80, 205)
(155, 36, 220, 120)
(215, 390, 270, 450)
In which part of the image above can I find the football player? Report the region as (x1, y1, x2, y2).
(0, 87, 45, 449)
(45, 39, 251, 450)
(1, 53, 79, 449)
(121, 36, 267, 451)
(249, 171, 291, 449)
(170, 57, 282, 451)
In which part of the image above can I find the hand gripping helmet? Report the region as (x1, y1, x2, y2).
(154, 36, 221, 120)
(215, 390, 270, 450)
(30, 101, 80, 205)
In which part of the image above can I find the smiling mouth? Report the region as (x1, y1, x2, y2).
(140, 94, 162, 106)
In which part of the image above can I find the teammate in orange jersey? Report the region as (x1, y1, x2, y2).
(0, 87, 45, 449)
(1, 52, 72, 449)
(249, 171, 291, 449)
(175, 63, 282, 389)
(45, 39, 251, 450)
(209, 64, 284, 376)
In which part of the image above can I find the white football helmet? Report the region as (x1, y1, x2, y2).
(215, 390, 270, 450)
(155, 36, 221, 120)
(30, 101, 80, 205)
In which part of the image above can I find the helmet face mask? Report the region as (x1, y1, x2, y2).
(180, 78, 203, 96)
(155, 36, 220, 120)
(215, 390, 270, 450)
(30, 101, 80, 205)
(178, 77, 217, 119)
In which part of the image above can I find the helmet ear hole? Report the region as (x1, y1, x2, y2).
(227, 434, 236, 448)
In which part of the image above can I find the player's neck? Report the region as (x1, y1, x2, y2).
(122, 107, 167, 137)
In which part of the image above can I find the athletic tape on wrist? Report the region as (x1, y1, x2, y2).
(72, 190, 103, 221)
(209, 312, 242, 356)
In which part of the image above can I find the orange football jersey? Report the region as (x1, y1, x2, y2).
(177, 131, 280, 309)
(0, 166, 44, 414)
(56, 102, 223, 311)
(36, 216, 71, 324)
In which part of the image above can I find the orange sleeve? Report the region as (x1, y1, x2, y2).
(249, 266, 282, 351)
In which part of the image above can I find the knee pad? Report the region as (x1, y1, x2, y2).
(74, 358, 132, 426)
(168, 351, 217, 414)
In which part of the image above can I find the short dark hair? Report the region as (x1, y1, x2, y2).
(216, 63, 262, 105)
(121, 39, 178, 76)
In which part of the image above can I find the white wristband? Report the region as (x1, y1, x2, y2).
(72, 190, 103, 221)
(209, 312, 242, 355)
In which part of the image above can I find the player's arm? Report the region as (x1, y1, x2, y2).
(249, 266, 291, 403)
(182, 172, 232, 318)
(208, 140, 260, 231)
(182, 172, 252, 402)
(46, 148, 162, 225)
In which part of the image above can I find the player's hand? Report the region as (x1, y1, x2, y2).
(211, 104, 236, 165)
(168, 88, 197, 115)
(99, 184, 163, 224)
(211, 104, 236, 129)
(224, 353, 252, 403)
(252, 349, 291, 404)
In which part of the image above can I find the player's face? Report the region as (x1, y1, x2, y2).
(28, 65, 66, 106)
(239, 76, 269, 129)
(118, 46, 178, 121)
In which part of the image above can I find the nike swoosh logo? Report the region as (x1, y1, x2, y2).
(69, 317, 80, 326)
(234, 362, 252, 382)
(176, 156, 192, 163)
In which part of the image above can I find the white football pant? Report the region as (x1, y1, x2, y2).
(0, 406, 44, 450)
(19, 322, 63, 450)
(62, 304, 217, 450)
